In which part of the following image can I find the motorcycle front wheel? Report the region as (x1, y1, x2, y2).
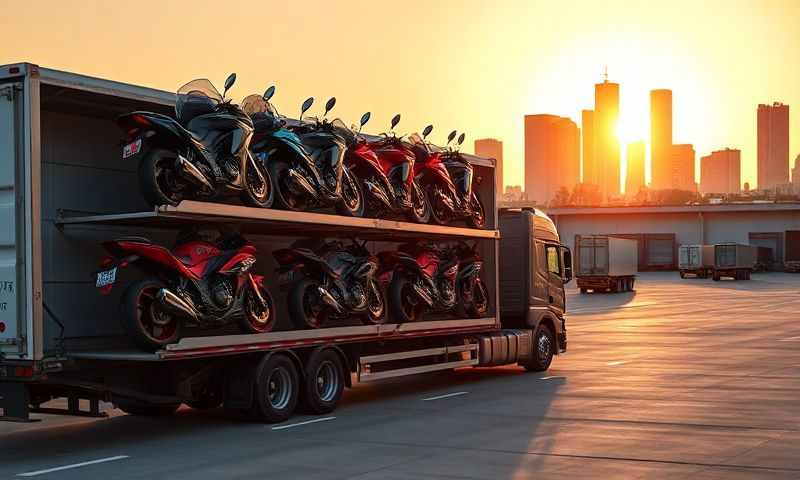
(456, 276, 490, 319)
(138, 149, 186, 207)
(269, 160, 309, 211)
(238, 283, 276, 334)
(467, 191, 486, 229)
(388, 274, 426, 323)
(335, 166, 366, 217)
(241, 154, 274, 208)
(426, 185, 453, 226)
(121, 279, 182, 351)
(288, 278, 327, 329)
(361, 279, 387, 325)
(407, 181, 431, 224)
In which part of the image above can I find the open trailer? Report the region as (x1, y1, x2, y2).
(0, 63, 570, 423)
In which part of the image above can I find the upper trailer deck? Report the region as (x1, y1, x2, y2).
(57, 200, 499, 241)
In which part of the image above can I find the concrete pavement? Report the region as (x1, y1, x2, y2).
(1, 272, 799, 479)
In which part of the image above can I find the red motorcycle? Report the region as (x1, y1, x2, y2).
(96, 229, 275, 350)
(409, 128, 486, 229)
(346, 113, 430, 223)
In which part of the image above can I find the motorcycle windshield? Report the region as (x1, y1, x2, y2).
(330, 118, 357, 145)
(176, 79, 222, 122)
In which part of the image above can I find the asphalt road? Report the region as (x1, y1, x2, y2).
(2, 272, 800, 479)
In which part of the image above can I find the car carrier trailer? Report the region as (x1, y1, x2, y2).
(0, 63, 570, 423)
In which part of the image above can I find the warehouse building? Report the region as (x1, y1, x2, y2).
(546, 203, 800, 271)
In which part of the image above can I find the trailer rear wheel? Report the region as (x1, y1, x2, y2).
(301, 349, 345, 415)
(251, 354, 299, 423)
(523, 324, 554, 372)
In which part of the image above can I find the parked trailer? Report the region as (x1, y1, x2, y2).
(712, 243, 756, 281)
(785, 231, 800, 273)
(0, 63, 569, 423)
(575, 236, 637, 293)
(678, 244, 714, 278)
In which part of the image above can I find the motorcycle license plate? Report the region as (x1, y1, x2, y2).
(122, 139, 142, 159)
(96, 268, 117, 288)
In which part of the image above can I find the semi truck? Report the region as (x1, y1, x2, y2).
(575, 235, 637, 293)
(712, 243, 756, 281)
(0, 63, 571, 423)
(678, 244, 714, 278)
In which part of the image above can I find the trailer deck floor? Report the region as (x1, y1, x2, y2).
(3, 272, 800, 479)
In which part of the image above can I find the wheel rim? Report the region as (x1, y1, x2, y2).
(136, 286, 178, 342)
(472, 280, 489, 315)
(267, 367, 292, 410)
(428, 186, 451, 224)
(315, 361, 340, 403)
(246, 288, 272, 331)
(366, 281, 384, 322)
(154, 157, 184, 204)
(537, 332, 552, 365)
(412, 183, 428, 219)
(341, 169, 362, 212)
(247, 161, 270, 203)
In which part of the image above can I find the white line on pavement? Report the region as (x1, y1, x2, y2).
(422, 391, 469, 401)
(17, 455, 130, 477)
(271, 416, 336, 430)
(607, 361, 627, 366)
(539, 376, 565, 380)
(779, 336, 800, 342)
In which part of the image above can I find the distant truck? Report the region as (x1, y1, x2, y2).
(712, 243, 756, 280)
(575, 236, 637, 293)
(785, 231, 800, 273)
(678, 244, 714, 278)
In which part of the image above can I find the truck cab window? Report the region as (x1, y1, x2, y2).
(546, 245, 561, 275)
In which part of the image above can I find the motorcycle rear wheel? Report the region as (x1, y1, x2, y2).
(241, 154, 274, 208)
(269, 160, 309, 211)
(138, 149, 186, 207)
(122, 279, 182, 351)
(388, 274, 426, 323)
(238, 283, 276, 334)
(288, 278, 327, 329)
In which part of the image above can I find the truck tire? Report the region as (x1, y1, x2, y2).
(679, 271, 686, 279)
(523, 324, 554, 372)
(121, 279, 183, 351)
(301, 349, 345, 415)
(712, 271, 720, 281)
(117, 400, 180, 416)
(251, 354, 299, 423)
(579, 288, 587, 294)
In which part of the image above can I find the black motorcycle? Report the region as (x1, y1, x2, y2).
(117, 74, 273, 208)
(450, 240, 490, 318)
(250, 92, 364, 217)
(274, 239, 385, 329)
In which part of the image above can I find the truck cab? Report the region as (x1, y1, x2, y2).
(498, 208, 571, 354)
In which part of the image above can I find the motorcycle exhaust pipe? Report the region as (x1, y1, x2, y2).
(175, 155, 214, 192)
(156, 288, 199, 321)
(286, 168, 317, 196)
(317, 287, 345, 313)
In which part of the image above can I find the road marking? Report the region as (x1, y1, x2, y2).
(539, 376, 565, 380)
(422, 391, 469, 401)
(271, 416, 336, 430)
(17, 455, 129, 477)
(607, 361, 627, 366)
(779, 336, 800, 342)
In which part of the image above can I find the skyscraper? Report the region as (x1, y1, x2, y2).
(594, 80, 620, 198)
(581, 109, 596, 185)
(671, 144, 696, 191)
(625, 141, 646, 195)
(757, 102, 790, 189)
(793, 154, 800, 186)
(524, 114, 580, 205)
(474, 138, 503, 198)
(700, 148, 741, 195)
(650, 89, 673, 190)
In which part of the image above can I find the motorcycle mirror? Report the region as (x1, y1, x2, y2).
(391, 114, 401, 130)
(324, 97, 337, 116)
(263, 85, 276, 101)
(301, 97, 314, 118)
(223, 73, 237, 96)
(422, 125, 433, 139)
(360, 112, 371, 127)
(457, 133, 466, 145)
(447, 130, 457, 144)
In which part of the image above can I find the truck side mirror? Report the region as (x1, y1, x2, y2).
(561, 247, 573, 284)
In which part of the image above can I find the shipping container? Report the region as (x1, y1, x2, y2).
(712, 243, 756, 281)
(576, 236, 637, 293)
(678, 244, 713, 278)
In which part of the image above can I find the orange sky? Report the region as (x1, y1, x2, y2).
(2, 0, 798, 189)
